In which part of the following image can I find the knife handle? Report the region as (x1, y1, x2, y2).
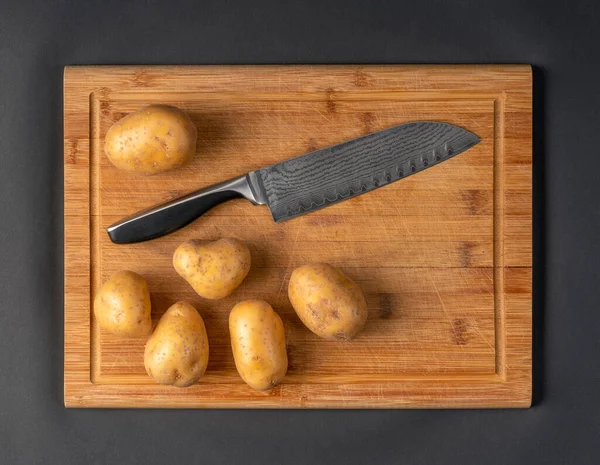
(107, 174, 261, 244)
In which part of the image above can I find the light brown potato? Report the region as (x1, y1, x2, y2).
(144, 302, 209, 387)
(173, 238, 251, 300)
(288, 263, 367, 341)
(229, 300, 287, 390)
(104, 104, 197, 175)
(93, 270, 152, 337)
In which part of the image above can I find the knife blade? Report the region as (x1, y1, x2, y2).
(107, 122, 480, 244)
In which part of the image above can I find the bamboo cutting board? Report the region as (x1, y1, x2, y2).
(64, 65, 532, 408)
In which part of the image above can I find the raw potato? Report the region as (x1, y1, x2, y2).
(93, 270, 152, 338)
(104, 104, 197, 175)
(144, 302, 209, 388)
(229, 300, 288, 390)
(173, 238, 251, 300)
(288, 263, 368, 341)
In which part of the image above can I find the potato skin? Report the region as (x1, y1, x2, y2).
(93, 270, 152, 338)
(229, 300, 288, 390)
(288, 263, 367, 341)
(173, 238, 251, 300)
(104, 104, 197, 175)
(144, 302, 209, 388)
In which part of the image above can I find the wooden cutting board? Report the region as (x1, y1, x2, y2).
(64, 65, 532, 408)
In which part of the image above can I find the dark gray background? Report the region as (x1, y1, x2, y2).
(0, 0, 598, 463)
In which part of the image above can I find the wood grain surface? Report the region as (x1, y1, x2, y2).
(64, 65, 532, 408)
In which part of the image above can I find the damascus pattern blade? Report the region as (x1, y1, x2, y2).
(253, 122, 480, 222)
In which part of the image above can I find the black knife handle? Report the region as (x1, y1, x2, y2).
(107, 174, 261, 244)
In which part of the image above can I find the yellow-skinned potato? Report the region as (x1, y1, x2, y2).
(173, 238, 251, 300)
(229, 300, 287, 390)
(144, 302, 209, 388)
(93, 270, 152, 338)
(104, 104, 197, 175)
(288, 263, 367, 341)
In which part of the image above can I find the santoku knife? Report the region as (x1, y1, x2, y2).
(107, 121, 480, 244)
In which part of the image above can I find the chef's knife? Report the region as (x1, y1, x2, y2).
(107, 121, 480, 244)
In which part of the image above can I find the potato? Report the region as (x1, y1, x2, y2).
(93, 270, 152, 337)
(229, 300, 287, 390)
(288, 263, 367, 340)
(173, 238, 251, 300)
(144, 302, 209, 387)
(104, 104, 197, 175)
